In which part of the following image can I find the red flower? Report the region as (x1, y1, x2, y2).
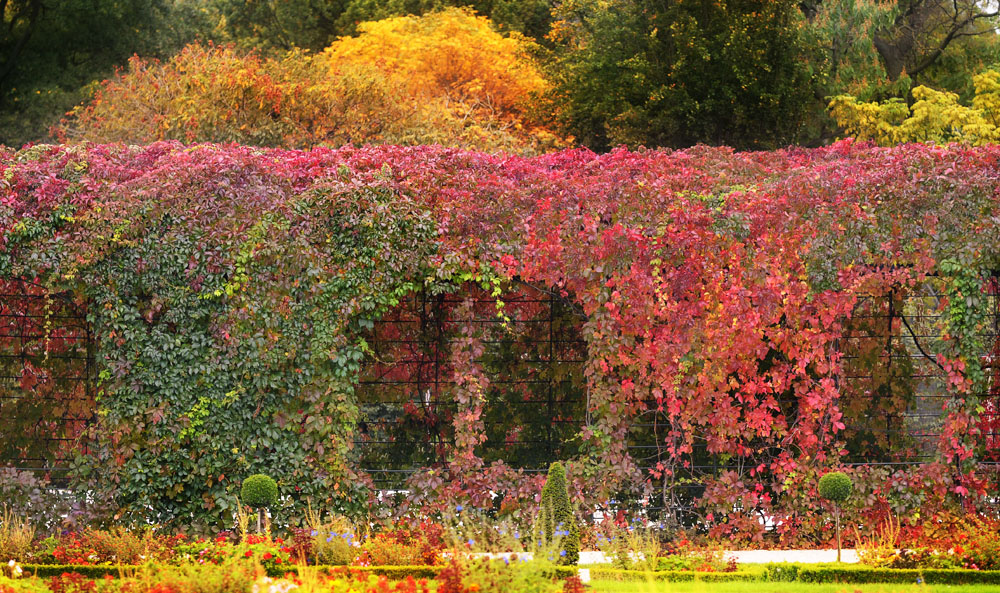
(244, 550, 253, 558)
(263, 552, 273, 560)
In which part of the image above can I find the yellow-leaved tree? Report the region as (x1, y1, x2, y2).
(56, 10, 564, 153)
(829, 69, 1000, 145)
(322, 7, 563, 151)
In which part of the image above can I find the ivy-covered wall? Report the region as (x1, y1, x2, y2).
(1, 141, 998, 543)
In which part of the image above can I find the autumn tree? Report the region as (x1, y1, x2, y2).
(829, 67, 1000, 145)
(868, 0, 999, 83)
(322, 8, 559, 148)
(55, 44, 462, 148)
(548, 0, 814, 150)
(801, 0, 1000, 142)
(58, 11, 562, 153)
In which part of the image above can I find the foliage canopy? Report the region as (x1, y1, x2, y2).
(830, 68, 1000, 145)
(57, 11, 562, 153)
(818, 472, 853, 503)
(241, 474, 280, 508)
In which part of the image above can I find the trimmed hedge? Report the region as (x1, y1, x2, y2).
(788, 564, 1000, 585)
(26, 562, 1000, 585)
(314, 566, 442, 579)
(23, 565, 126, 579)
(590, 564, 1000, 585)
(590, 568, 759, 582)
(22, 564, 574, 581)
(22, 565, 445, 580)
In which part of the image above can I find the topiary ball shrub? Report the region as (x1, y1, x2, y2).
(241, 474, 279, 509)
(818, 471, 853, 503)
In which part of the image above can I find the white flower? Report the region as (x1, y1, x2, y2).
(252, 577, 299, 593)
(8, 560, 23, 578)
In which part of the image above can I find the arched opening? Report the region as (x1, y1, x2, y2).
(0, 279, 94, 485)
(355, 281, 588, 489)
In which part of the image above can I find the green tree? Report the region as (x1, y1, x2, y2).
(214, 0, 555, 52)
(343, 0, 555, 41)
(550, 0, 814, 150)
(0, 0, 212, 147)
(801, 0, 1000, 143)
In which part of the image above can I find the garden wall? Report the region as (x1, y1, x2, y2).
(1, 141, 998, 542)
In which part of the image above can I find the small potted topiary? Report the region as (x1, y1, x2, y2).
(241, 473, 279, 534)
(818, 471, 853, 562)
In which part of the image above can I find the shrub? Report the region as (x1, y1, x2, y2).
(818, 472, 853, 502)
(818, 471, 852, 562)
(0, 575, 49, 593)
(300, 514, 359, 565)
(54, 527, 180, 566)
(537, 463, 579, 566)
(436, 555, 565, 593)
(793, 564, 1000, 584)
(0, 470, 71, 533)
(652, 538, 734, 573)
(313, 530, 355, 566)
(124, 556, 261, 593)
(0, 507, 35, 563)
(953, 514, 1000, 570)
(47, 572, 98, 593)
(360, 522, 445, 566)
(592, 523, 662, 571)
(323, 9, 550, 124)
(313, 567, 435, 593)
(241, 475, 279, 509)
(856, 514, 901, 568)
(57, 29, 561, 153)
(889, 510, 1000, 570)
(587, 568, 756, 582)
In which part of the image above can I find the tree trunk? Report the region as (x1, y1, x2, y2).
(835, 506, 842, 563)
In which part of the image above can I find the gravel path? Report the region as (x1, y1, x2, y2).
(488, 549, 861, 565)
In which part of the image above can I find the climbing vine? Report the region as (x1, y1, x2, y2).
(2, 141, 999, 541)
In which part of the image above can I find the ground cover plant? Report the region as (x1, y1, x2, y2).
(0, 503, 587, 592)
(2, 496, 1000, 592)
(1, 141, 999, 547)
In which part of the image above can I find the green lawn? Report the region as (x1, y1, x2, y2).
(589, 581, 998, 593)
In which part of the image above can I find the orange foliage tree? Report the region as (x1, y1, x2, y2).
(56, 10, 562, 153)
